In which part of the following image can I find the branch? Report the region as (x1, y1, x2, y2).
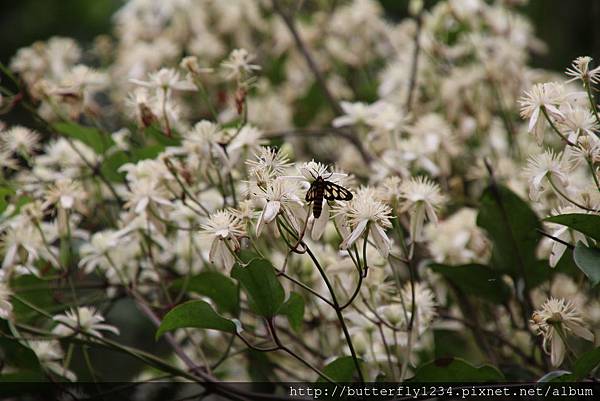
(271, 0, 342, 116)
(405, 13, 423, 112)
(271, 1, 373, 166)
(266, 127, 373, 164)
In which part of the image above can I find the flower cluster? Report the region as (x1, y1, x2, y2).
(0, 0, 598, 387)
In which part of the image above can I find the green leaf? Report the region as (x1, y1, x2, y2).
(429, 263, 511, 303)
(237, 250, 261, 264)
(317, 356, 363, 383)
(171, 271, 239, 315)
(476, 184, 549, 287)
(410, 357, 504, 382)
(10, 276, 55, 323)
(0, 334, 44, 382)
(545, 213, 600, 242)
(537, 370, 573, 382)
(573, 242, 600, 287)
(0, 187, 15, 214)
(131, 145, 164, 161)
(572, 347, 600, 380)
(231, 258, 285, 317)
(100, 151, 129, 182)
(54, 122, 114, 154)
(155, 300, 236, 340)
(278, 292, 304, 333)
(145, 125, 181, 146)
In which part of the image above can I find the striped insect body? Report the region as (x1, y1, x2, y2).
(305, 175, 353, 218)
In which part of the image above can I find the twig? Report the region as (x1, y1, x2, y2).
(271, 0, 342, 115)
(405, 13, 423, 112)
(271, 0, 373, 166)
(266, 127, 372, 164)
(536, 228, 575, 249)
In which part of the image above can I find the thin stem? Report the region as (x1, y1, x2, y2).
(584, 80, 600, 128)
(541, 106, 578, 147)
(266, 318, 334, 383)
(587, 158, 600, 192)
(548, 175, 598, 212)
(277, 218, 365, 382)
(405, 12, 422, 112)
(304, 247, 365, 383)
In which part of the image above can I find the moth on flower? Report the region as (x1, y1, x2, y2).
(305, 173, 353, 219)
(282, 161, 353, 241)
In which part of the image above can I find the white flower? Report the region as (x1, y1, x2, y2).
(338, 187, 392, 258)
(125, 87, 157, 127)
(53, 307, 120, 338)
(221, 48, 261, 81)
(556, 104, 600, 142)
(332, 101, 372, 128)
(246, 146, 292, 182)
(1, 126, 41, 156)
(201, 210, 245, 271)
(0, 282, 13, 320)
(78, 231, 121, 273)
(0, 220, 55, 271)
(399, 177, 446, 243)
(180, 56, 213, 76)
(545, 208, 589, 268)
(531, 297, 594, 366)
(0, 149, 18, 170)
(123, 179, 173, 214)
(226, 125, 266, 168)
(130, 67, 196, 92)
(29, 340, 77, 381)
(424, 208, 488, 264)
(42, 178, 86, 211)
(519, 83, 567, 145)
(254, 177, 302, 236)
(281, 161, 350, 237)
(523, 150, 571, 202)
(565, 56, 600, 84)
(400, 281, 437, 336)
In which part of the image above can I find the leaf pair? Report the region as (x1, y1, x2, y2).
(156, 256, 304, 340)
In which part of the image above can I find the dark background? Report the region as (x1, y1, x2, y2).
(0, 0, 598, 72)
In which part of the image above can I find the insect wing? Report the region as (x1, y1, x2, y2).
(323, 181, 353, 201)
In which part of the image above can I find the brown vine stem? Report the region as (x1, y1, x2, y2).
(266, 318, 335, 383)
(405, 12, 423, 113)
(270, 0, 373, 165)
(266, 127, 372, 165)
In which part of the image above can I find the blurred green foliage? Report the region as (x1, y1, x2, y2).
(0, 0, 122, 65)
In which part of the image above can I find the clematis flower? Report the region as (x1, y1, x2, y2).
(129, 67, 196, 92)
(0, 282, 13, 320)
(519, 82, 567, 145)
(523, 150, 571, 202)
(29, 340, 77, 381)
(399, 176, 446, 243)
(53, 307, 120, 339)
(531, 297, 594, 366)
(254, 177, 302, 237)
(338, 187, 393, 258)
(201, 210, 245, 271)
